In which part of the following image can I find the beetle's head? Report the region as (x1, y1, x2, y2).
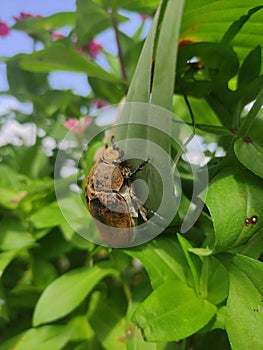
(102, 145, 125, 165)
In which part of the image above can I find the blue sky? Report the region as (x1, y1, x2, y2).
(0, 1, 149, 104)
(0, 0, 79, 97)
(0, 0, 76, 56)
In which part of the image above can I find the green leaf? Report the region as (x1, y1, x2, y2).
(173, 95, 221, 127)
(33, 90, 76, 118)
(237, 88, 263, 138)
(13, 12, 76, 32)
(75, 0, 126, 45)
(33, 262, 118, 326)
(30, 202, 66, 229)
(181, 1, 263, 69)
(176, 42, 239, 97)
(100, 0, 158, 13)
(0, 217, 35, 250)
(0, 324, 71, 350)
(238, 46, 261, 87)
(32, 258, 58, 288)
(132, 279, 217, 342)
(124, 237, 188, 289)
(221, 6, 263, 45)
(151, 0, 185, 110)
(188, 248, 213, 256)
(126, 6, 159, 102)
(220, 254, 263, 350)
(205, 166, 263, 252)
(234, 106, 263, 179)
(6, 61, 48, 101)
(17, 44, 123, 82)
(177, 234, 201, 292)
(88, 77, 125, 103)
(241, 228, 263, 259)
(67, 316, 104, 349)
(234, 138, 263, 179)
(3, 143, 52, 179)
(202, 257, 229, 305)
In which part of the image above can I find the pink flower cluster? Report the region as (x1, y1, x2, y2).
(51, 32, 65, 40)
(13, 12, 42, 21)
(64, 117, 92, 135)
(86, 40, 103, 58)
(93, 99, 108, 109)
(0, 21, 9, 37)
(78, 40, 103, 58)
(0, 11, 43, 38)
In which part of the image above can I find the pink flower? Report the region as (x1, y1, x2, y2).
(84, 40, 103, 58)
(13, 12, 42, 21)
(64, 117, 92, 135)
(93, 99, 109, 109)
(51, 32, 65, 40)
(139, 14, 152, 20)
(0, 21, 10, 37)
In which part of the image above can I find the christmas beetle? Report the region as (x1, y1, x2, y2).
(84, 140, 150, 246)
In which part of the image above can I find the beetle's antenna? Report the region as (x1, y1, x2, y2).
(111, 135, 116, 147)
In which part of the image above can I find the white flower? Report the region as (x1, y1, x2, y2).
(0, 120, 36, 147)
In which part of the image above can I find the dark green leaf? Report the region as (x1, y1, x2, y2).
(88, 290, 127, 350)
(181, 1, 263, 69)
(205, 166, 263, 252)
(32, 258, 58, 288)
(0, 250, 24, 278)
(67, 316, 104, 350)
(219, 254, 263, 350)
(0, 284, 9, 321)
(176, 42, 239, 97)
(238, 46, 261, 87)
(221, 6, 263, 45)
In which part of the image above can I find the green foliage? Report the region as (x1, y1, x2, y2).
(1, 1, 263, 349)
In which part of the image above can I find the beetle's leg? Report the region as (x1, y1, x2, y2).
(130, 157, 150, 177)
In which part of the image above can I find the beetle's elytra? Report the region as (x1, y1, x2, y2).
(84, 142, 149, 246)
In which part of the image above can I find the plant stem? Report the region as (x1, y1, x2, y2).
(110, 9, 128, 81)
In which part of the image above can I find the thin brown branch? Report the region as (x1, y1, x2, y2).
(110, 9, 128, 81)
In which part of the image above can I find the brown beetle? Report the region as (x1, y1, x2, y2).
(84, 142, 149, 246)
